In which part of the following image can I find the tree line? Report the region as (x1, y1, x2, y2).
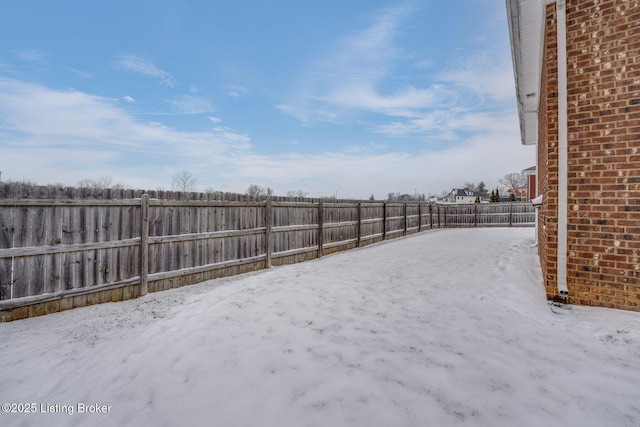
(1, 170, 528, 202)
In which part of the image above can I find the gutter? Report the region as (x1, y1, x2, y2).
(506, 0, 541, 146)
(556, 0, 569, 299)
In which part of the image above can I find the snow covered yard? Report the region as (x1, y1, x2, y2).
(1, 228, 639, 427)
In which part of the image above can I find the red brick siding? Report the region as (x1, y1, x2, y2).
(527, 175, 537, 201)
(539, 3, 560, 301)
(540, 0, 640, 311)
(565, 0, 640, 310)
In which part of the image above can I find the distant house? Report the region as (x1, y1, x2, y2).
(521, 166, 536, 202)
(445, 189, 480, 204)
(507, 187, 528, 201)
(501, 192, 526, 203)
(507, 0, 640, 311)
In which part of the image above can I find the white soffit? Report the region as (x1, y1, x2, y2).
(506, 0, 548, 146)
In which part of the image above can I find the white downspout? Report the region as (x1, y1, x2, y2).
(556, 0, 569, 299)
(534, 148, 539, 248)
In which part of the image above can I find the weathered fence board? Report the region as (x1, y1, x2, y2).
(0, 196, 535, 320)
(359, 204, 384, 244)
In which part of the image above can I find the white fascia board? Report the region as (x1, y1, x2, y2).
(506, 0, 548, 146)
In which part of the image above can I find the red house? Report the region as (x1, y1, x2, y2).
(522, 166, 536, 202)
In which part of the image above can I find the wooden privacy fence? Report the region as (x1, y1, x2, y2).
(0, 197, 534, 320)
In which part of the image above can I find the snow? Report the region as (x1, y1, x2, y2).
(1, 228, 639, 427)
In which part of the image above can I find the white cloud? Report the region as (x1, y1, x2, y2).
(123, 95, 136, 103)
(275, 3, 518, 153)
(15, 49, 49, 64)
(436, 53, 516, 103)
(375, 108, 517, 142)
(220, 125, 533, 198)
(0, 77, 248, 188)
(0, 146, 144, 188)
(212, 126, 251, 148)
(209, 116, 222, 123)
(276, 5, 414, 124)
(166, 94, 214, 114)
(227, 84, 249, 97)
(115, 54, 175, 88)
(68, 68, 92, 79)
(318, 83, 445, 114)
(0, 76, 532, 196)
(275, 104, 310, 124)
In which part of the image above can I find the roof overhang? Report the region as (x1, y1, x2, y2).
(506, 0, 552, 146)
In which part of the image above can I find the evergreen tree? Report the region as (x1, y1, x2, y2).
(476, 181, 489, 199)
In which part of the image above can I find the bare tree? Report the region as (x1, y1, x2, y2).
(246, 184, 264, 198)
(112, 183, 127, 190)
(246, 184, 273, 198)
(286, 189, 308, 198)
(77, 175, 113, 190)
(387, 192, 425, 202)
(499, 172, 525, 191)
(172, 170, 197, 192)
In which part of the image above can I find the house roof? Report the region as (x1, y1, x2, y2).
(506, 0, 552, 146)
(450, 189, 479, 197)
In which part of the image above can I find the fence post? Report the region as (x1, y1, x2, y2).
(382, 202, 387, 240)
(474, 203, 478, 227)
(356, 202, 362, 247)
(429, 204, 433, 229)
(403, 203, 408, 236)
(265, 199, 272, 268)
(418, 203, 423, 232)
(139, 193, 149, 296)
(444, 205, 448, 228)
(317, 201, 324, 257)
(509, 203, 513, 227)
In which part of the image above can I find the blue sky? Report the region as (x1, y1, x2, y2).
(0, 0, 533, 198)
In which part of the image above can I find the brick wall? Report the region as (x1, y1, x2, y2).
(527, 174, 537, 201)
(539, 3, 560, 301)
(565, 0, 640, 310)
(540, 0, 640, 310)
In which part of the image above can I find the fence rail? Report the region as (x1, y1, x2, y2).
(0, 197, 534, 319)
